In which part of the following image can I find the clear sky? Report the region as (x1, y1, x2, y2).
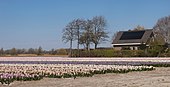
(0, 0, 170, 50)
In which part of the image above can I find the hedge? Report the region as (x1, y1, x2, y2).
(72, 49, 146, 57)
(72, 48, 170, 57)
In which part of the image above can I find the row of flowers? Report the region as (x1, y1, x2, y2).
(1, 57, 170, 62)
(141, 63, 170, 67)
(0, 64, 155, 85)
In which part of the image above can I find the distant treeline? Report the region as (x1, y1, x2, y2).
(0, 47, 68, 56)
(2, 47, 170, 57)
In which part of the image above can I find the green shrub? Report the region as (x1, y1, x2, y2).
(72, 48, 170, 57)
(57, 49, 68, 55)
(72, 49, 145, 57)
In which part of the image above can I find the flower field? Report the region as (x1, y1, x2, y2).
(1, 57, 170, 62)
(1, 57, 170, 85)
(0, 64, 155, 85)
(1, 57, 170, 65)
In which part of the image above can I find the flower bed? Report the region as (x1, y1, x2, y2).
(0, 64, 155, 85)
(142, 63, 170, 67)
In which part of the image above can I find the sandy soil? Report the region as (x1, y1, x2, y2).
(1, 67, 170, 87)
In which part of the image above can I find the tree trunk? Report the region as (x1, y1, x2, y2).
(77, 28, 80, 57)
(94, 43, 97, 49)
(69, 39, 72, 57)
(86, 43, 90, 57)
(86, 44, 88, 50)
(86, 43, 90, 51)
(94, 27, 97, 49)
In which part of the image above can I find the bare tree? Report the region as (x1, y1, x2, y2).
(133, 25, 144, 31)
(73, 19, 86, 56)
(28, 48, 35, 54)
(37, 46, 43, 55)
(0, 48, 4, 56)
(153, 15, 170, 44)
(63, 16, 109, 56)
(62, 19, 86, 57)
(62, 21, 76, 57)
(91, 16, 109, 49)
(79, 20, 93, 50)
(10, 48, 17, 55)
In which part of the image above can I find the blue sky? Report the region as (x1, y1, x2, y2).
(0, 0, 170, 50)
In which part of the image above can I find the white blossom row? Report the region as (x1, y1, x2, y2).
(0, 64, 155, 85)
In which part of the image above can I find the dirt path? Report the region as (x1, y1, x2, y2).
(1, 67, 170, 87)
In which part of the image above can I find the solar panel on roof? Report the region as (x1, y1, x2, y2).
(120, 31, 145, 40)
